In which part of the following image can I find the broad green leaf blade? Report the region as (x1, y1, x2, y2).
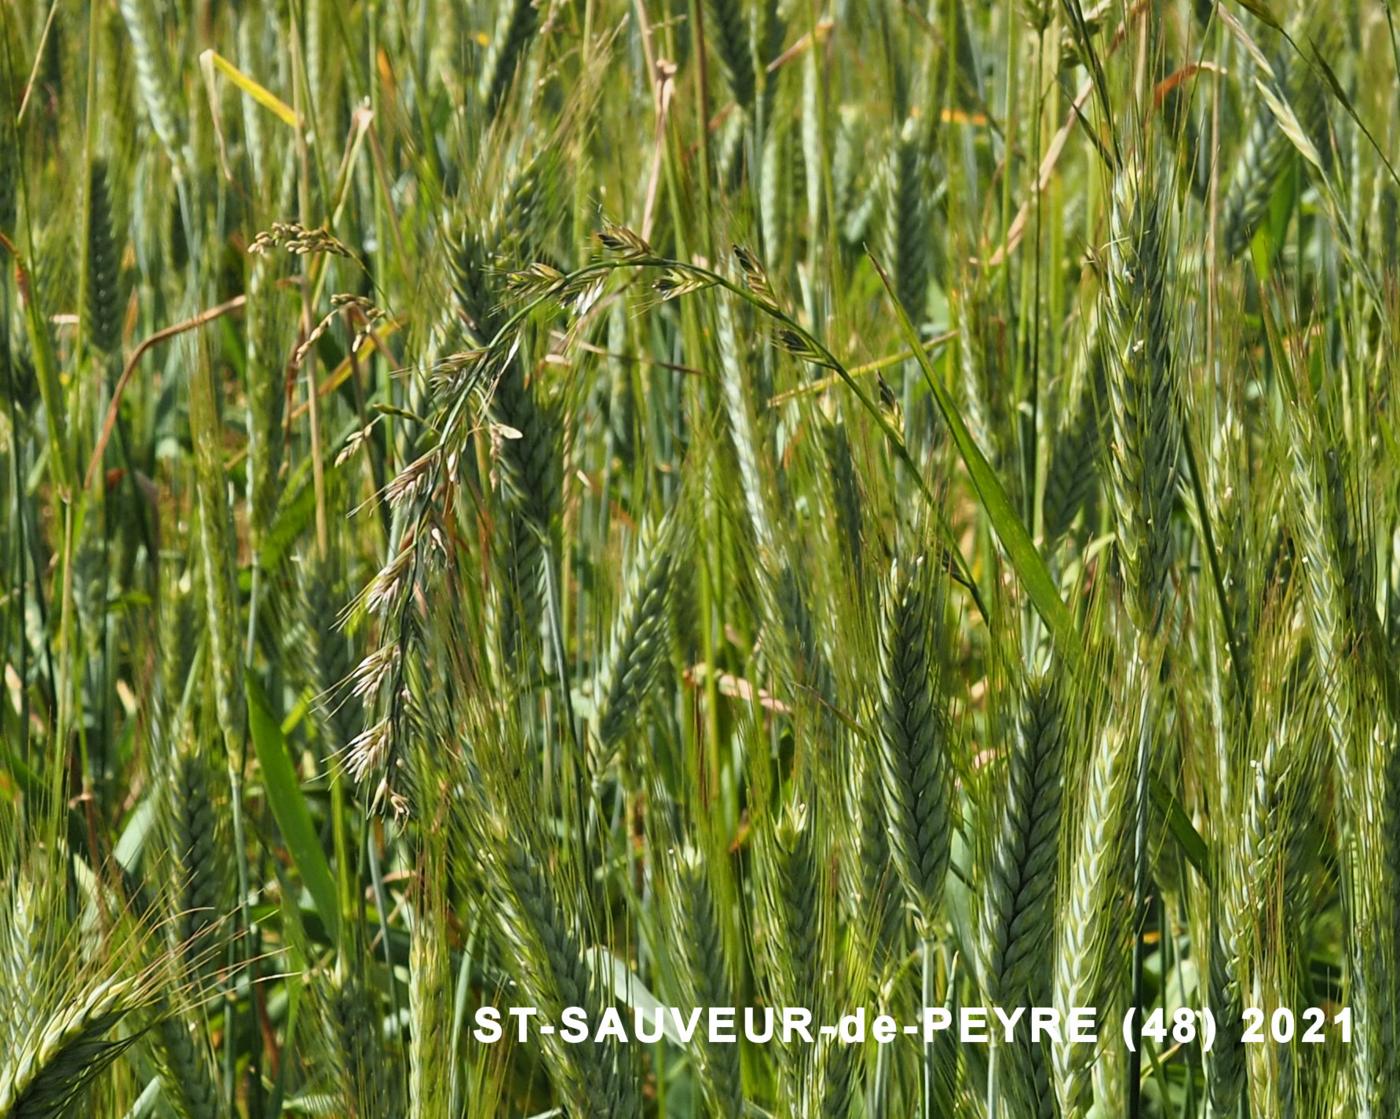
(247, 676, 341, 947)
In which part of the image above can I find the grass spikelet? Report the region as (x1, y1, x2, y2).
(188, 341, 244, 748)
(822, 419, 865, 585)
(761, 115, 794, 266)
(1043, 307, 1106, 548)
(671, 849, 743, 1118)
(118, 0, 183, 166)
(484, 823, 641, 1118)
(151, 1007, 219, 1119)
(853, 739, 903, 963)
(409, 851, 452, 1119)
(980, 673, 1065, 1006)
(325, 977, 396, 1118)
(1102, 159, 1181, 638)
(766, 558, 836, 710)
(593, 515, 675, 758)
(294, 558, 356, 747)
(955, 285, 1005, 469)
(756, 796, 825, 1014)
(704, 0, 755, 112)
(977, 668, 1067, 1119)
(489, 508, 547, 675)
(880, 118, 931, 324)
(161, 736, 229, 978)
(875, 553, 952, 935)
(1053, 678, 1134, 1118)
(1205, 902, 1246, 1119)
(0, 868, 43, 1066)
(488, 360, 560, 542)
(1222, 42, 1325, 259)
(244, 256, 287, 551)
(84, 161, 122, 358)
(1233, 673, 1323, 1118)
(479, 0, 539, 115)
(0, 976, 144, 1118)
(715, 296, 774, 556)
(756, 794, 828, 1108)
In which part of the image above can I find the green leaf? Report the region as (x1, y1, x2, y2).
(1231, 0, 1283, 30)
(586, 948, 688, 1047)
(258, 464, 319, 572)
(247, 676, 341, 947)
(1150, 778, 1209, 879)
(869, 251, 1083, 674)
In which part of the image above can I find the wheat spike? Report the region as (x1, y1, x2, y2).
(487, 828, 641, 1117)
(244, 255, 287, 550)
(704, 0, 755, 111)
(981, 674, 1065, 1005)
(1223, 40, 1326, 259)
(876, 554, 952, 936)
(152, 1006, 219, 1119)
(0, 977, 142, 1118)
(479, 0, 539, 114)
(1043, 307, 1107, 547)
(85, 162, 122, 358)
(673, 850, 743, 1118)
(163, 738, 228, 978)
(1102, 159, 1182, 637)
(594, 516, 675, 757)
(1053, 703, 1134, 1118)
(119, 0, 183, 167)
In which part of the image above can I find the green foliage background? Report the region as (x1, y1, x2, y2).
(2, 0, 1399, 1116)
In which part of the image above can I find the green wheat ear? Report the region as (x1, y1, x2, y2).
(1222, 23, 1330, 261)
(482, 816, 642, 1118)
(875, 553, 953, 937)
(1043, 306, 1107, 548)
(705, 0, 755, 111)
(326, 975, 398, 1118)
(853, 735, 904, 965)
(593, 515, 676, 760)
(0, 976, 145, 1118)
(85, 162, 122, 358)
(880, 117, 931, 327)
(1102, 159, 1182, 638)
(489, 509, 547, 677)
(1054, 694, 1135, 1119)
(119, 0, 184, 167)
(479, 0, 539, 115)
(151, 1003, 220, 1119)
(671, 848, 744, 1119)
(244, 255, 288, 551)
(981, 673, 1065, 1006)
(163, 736, 229, 977)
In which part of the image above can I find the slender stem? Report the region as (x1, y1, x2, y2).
(987, 1038, 999, 1119)
(1181, 427, 1246, 701)
(541, 546, 588, 851)
(367, 826, 400, 1026)
(225, 761, 252, 1115)
(921, 936, 936, 1119)
(869, 1021, 890, 1119)
(1127, 648, 1153, 1119)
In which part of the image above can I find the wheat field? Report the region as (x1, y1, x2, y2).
(2, 0, 1398, 1115)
